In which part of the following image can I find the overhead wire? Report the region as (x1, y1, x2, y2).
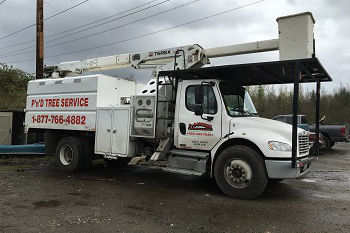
(0, 0, 194, 58)
(0, 0, 7, 6)
(0, 0, 161, 50)
(6, 0, 265, 64)
(0, 0, 91, 41)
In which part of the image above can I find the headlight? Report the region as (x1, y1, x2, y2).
(268, 141, 292, 151)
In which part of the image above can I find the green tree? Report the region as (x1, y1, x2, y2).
(0, 63, 34, 111)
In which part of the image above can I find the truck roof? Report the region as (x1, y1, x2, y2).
(159, 58, 331, 86)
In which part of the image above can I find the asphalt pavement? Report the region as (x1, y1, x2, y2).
(0, 143, 349, 233)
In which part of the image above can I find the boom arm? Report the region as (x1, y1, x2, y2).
(45, 44, 208, 78)
(44, 12, 315, 78)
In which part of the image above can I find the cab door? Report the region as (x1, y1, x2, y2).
(174, 80, 222, 150)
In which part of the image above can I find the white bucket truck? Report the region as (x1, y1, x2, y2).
(25, 12, 331, 199)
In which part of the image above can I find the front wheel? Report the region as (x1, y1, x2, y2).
(214, 145, 268, 199)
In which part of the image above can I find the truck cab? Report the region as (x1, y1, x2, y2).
(158, 63, 317, 198)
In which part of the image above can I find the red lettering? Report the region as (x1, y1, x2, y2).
(31, 100, 35, 107)
(84, 97, 89, 107)
(73, 98, 78, 107)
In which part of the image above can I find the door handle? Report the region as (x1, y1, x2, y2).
(201, 114, 214, 121)
(179, 123, 186, 135)
(113, 130, 117, 134)
(107, 129, 111, 133)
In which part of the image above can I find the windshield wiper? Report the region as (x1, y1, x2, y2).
(240, 109, 256, 116)
(233, 107, 256, 116)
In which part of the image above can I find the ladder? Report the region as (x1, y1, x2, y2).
(151, 50, 185, 160)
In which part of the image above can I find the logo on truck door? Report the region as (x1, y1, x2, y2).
(188, 122, 213, 131)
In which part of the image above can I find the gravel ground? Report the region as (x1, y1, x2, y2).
(0, 143, 349, 233)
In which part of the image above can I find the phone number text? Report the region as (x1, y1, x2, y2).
(31, 115, 86, 125)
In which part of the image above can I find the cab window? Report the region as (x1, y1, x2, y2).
(185, 85, 217, 114)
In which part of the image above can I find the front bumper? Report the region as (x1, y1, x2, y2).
(265, 156, 317, 179)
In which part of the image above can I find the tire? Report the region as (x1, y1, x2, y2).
(104, 157, 132, 166)
(55, 137, 85, 172)
(309, 145, 316, 156)
(322, 135, 331, 150)
(329, 141, 335, 148)
(79, 138, 94, 170)
(214, 145, 268, 199)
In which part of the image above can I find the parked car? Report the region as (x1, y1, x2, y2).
(309, 116, 349, 150)
(272, 115, 325, 153)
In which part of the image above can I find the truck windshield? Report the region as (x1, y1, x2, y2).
(219, 82, 258, 117)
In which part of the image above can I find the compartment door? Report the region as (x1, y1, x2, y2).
(0, 112, 13, 145)
(111, 109, 129, 155)
(95, 109, 112, 153)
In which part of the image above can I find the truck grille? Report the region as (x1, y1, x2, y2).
(299, 135, 309, 155)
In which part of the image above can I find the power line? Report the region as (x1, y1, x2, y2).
(0, 0, 170, 56)
(0, 0, 160, 50)
(0, 0, 193, 58)
(44, 0, 90, 21)
(46, 0, 161, 39)
(0, 0, 91, 41)
(45, 0, 172, 44)
(0, 0, 7, 6)
(5, 0, 265, 65)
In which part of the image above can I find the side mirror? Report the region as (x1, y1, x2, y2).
(194, 86, 203, 105)
(194, 105, 203, 116)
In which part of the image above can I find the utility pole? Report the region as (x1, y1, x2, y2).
(36, 0, 44, 79)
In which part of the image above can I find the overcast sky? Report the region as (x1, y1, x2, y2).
(0, 0, 349, 90)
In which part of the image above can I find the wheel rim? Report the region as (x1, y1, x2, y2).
(224, 159, 252, 188)
(59, 144, 73, 166)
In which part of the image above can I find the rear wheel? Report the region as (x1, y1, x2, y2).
(214, 145, 268, 199)
(329, 141, 335, 148)
(79, 138, 94, 170)
(55, 137, 85, 172)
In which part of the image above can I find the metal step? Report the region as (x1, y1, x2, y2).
(170, 149, 209, 159)
(162, 167, 205, 176)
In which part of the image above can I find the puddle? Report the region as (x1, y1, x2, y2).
(33, 200, 61, 208)
(307, 170, 350, 182)
(68, 192, 91, 199)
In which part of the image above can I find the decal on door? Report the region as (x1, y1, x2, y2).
(188, 122, 213, 131)
(187, 122, 213, 137)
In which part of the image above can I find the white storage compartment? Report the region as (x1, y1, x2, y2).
(95, 107, 135, 157)
(130, 95, 156, 138)
(25, 74, 144, 132)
